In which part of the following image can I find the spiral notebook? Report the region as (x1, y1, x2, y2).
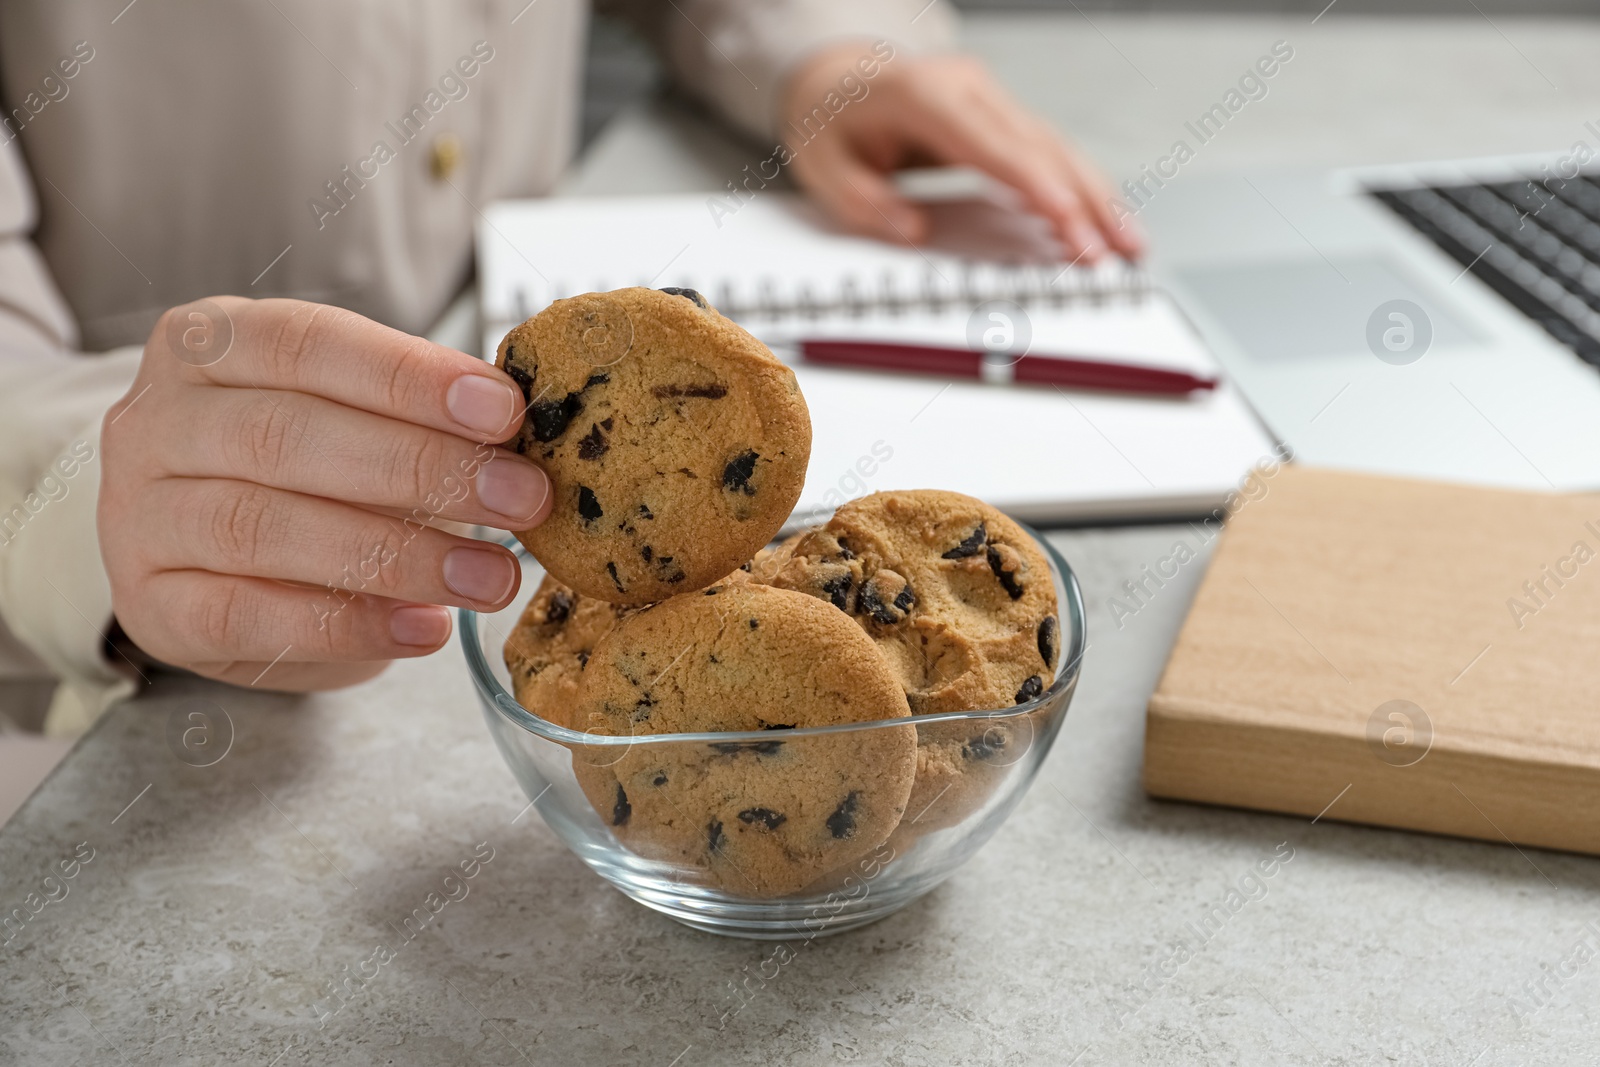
(476, 193, 1277, 523)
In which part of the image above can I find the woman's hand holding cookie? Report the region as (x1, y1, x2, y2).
(99, 296, 552, 691)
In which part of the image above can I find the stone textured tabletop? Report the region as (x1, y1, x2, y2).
(7, 12, 1600, 1067)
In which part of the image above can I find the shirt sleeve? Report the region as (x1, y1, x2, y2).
(0, 134, 139, 736)
(608, 0, 959, 141)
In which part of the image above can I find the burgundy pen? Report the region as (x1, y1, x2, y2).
(798, 339, 1217, 396)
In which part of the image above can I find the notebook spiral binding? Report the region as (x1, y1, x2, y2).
(511, 262, 1150, 323)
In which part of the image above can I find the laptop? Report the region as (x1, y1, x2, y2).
(1141, 151, 1600, 491)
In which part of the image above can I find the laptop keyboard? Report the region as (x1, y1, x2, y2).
(1373, 176, 1600, 365)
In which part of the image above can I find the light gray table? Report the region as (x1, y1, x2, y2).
(7, 12, 1600, 1066)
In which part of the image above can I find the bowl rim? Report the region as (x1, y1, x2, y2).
(459, 523, 1086, 746)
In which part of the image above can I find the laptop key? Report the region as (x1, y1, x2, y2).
(1428, 185, 1600, 309)
(1374, 186, 1600, 366)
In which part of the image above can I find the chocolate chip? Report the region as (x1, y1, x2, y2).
(577, 423, 608, 460)
(545, 591, 573, 624)
(577, 650, 590, 668)
(652, 772, 668, 786)
(578, 486, 603, 523)
(1038, 616, 1059, 666)
(963, 729, 1008, 762)
(605, 561, 625, 593)
(748, 618, 759, 629)
(584, 373, 610, 389)
(856, 581, 889, 624)
(942, 523, 987, 559)
(641, 545, 652, 563)
(987, 545, 1025, 600)
(836, 539, 855, 560)
(825, 792, 859, 839)
(707, 820, 725, 853)
(738, 808, 786, 831)
(709, 740, 785, 755)
(1014, 675, 1044, 704)
(856, 577, 911, 625)
(652, 383, 728, 399)
(612, 784, 631, 826)
(512, 438, 528, 455)
(505, 360, 535, 405)
(638, 504, 654, 520)
(821, 574, 852, 611)
(643, 551, 684, 584)
(659, 286, 710, 309)
(530, 392, 582, 442)
(722, 450, 759, 495)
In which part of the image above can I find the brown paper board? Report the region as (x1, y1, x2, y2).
(1144, 465, 1600, 854)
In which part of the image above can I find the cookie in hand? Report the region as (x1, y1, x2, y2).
(496, 288, 810, 604)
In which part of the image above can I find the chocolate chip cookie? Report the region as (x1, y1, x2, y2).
(496, 288, 811, 605)
(569, 582, 917, 898)
(751, 490, 1060, 831)
(503, 573, 630, 729)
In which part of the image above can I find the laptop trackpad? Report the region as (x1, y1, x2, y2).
(1176, 257, 1482, 362)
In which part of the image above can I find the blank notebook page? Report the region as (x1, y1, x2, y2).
(478, 193, 1278, 523)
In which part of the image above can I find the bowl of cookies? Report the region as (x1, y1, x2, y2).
(460, 288, 1086, 938)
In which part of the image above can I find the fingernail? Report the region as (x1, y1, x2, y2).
(443, 546, 517, 605)
(446, 374, 519, 437)
(390, 604, 451, 647)
(475, 456, 549, 523)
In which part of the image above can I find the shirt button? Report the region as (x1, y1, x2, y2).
(429, 134, 463, 181)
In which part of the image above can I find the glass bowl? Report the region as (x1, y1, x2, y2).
(459, 526, 1085, 940)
